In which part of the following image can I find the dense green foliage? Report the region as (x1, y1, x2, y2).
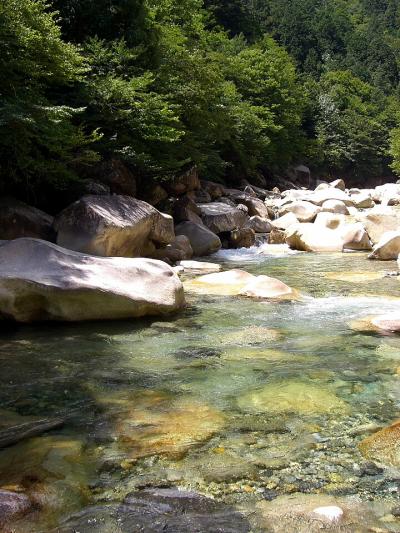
(1, 0, 400, 199)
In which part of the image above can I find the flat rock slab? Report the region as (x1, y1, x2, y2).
(56, 488, 251, 533)
(0, 238, 185, 322)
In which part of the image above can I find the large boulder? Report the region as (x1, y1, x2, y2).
(271, 212, 298, 231)
(175, 221, 221, 257)
(314, 212, 347, 230)
(0, 239, 185, 322)
(0, 198, 54, 241)
(373, 183, 400, 204)
(226, 228, 256, 249)
(197, 203, 248, 233)
(368, 230, 400, 260)
(286, 223, 344, 252)
(320, 200, 349, 215)
(280, 201, 320, 223)
(341, 223, 372, 251)
(286, 222, 371, 252)
(172, 196, 203, 224)
(356, 211, 400, 244)
(350, 191, 374, 209)
(245, 216, 273, 233)
(54, 195, 174, 258)
(329, 178, 346, 191)
(150, 235, 193, 263)
(239, 196, 270, 218)
(307, 188, 353, 206)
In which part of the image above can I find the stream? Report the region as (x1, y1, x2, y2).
(1, 245, 400, 531)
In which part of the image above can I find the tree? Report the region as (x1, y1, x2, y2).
(0, 0, 99, 197)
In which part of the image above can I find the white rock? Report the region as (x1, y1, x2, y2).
(0, 238, 185, 322)
(312, 506, 344, 522)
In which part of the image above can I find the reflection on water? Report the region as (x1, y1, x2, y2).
(1, 250, 400, 531)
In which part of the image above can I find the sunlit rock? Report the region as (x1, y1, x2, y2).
(307, 188, 353, 206)
(239, 275, 298, 301)
(55, 194, 174, 257)
(341, 222, 372, 251)
(271, 212, 298, 231)
(312, 505, 344, 522)
(359, 420, 400, 468)
(330, 179, 346, 191)
(184, 269, 255, 295)
(177, 260, 221, 274)
(320, 199, 349, 215)
(285, 223, 344, 252)
(314, 212, 347, 229)
(350, 192, 374, 209)
(350, 313, 400, 333)
(280, 201, 321, 223)
(185, 269, 298, 300)
(368, 230, 400, 260)
(0, 238, 185, 322)
(356, 211, 400, 244)
(237, 381, 349, 415)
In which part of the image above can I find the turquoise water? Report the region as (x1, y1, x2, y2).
(1, 248, 400, 531)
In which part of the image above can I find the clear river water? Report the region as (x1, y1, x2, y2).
(1, 245, 400, 532)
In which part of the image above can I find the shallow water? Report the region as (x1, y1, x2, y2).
(1, 248, 400, 531)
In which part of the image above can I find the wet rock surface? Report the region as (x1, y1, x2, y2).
(57, 488, 251, 533)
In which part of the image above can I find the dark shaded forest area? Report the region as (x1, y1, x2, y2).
(1, 0, 400, 208)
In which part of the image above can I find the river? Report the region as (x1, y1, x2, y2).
(1, 245, 400, 531)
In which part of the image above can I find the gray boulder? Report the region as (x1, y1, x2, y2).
(54, 195, 174, 258)
(0, 198, 54, 241)
(198, 203, 248, 233)
(0, 239, 185, 322)
(175, 222, 221, 257)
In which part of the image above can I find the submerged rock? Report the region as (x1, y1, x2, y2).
(220, 326, 282, 345)
(359, 420, 400, 468)
(0, 238, 185, 322)
(177, 260, 221, 274)
(0, 409, 64, 448)
(0, 489, 31, 526)
(56, 488, 251, 533)
(351, 313, 400, 333)
(105, 391, 225, 460)
(237, 381, 349, 415)
(255, 493, 386, 533)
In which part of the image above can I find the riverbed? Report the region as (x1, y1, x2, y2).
(1, 246, 400, 531)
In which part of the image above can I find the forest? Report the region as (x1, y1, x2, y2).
(1, 0, 400, 205)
